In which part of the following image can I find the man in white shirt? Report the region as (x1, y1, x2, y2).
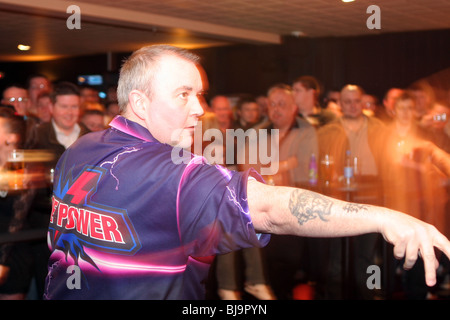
(34, 82, 89, 163)
(26, 82, 89, 299)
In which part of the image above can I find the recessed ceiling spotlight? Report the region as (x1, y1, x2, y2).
(17, 44, 31, 51)
(342, 0, 355, 2)
(291, 30, 306, 37)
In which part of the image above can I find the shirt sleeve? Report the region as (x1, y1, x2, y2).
(177, 162, 270, 257)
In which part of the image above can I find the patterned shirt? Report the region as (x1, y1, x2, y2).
(44, 116, 269, 300)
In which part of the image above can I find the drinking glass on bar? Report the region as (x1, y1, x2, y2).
(353, 156, 360, 177)
(7, 149, 25, 190)
(320, 154, 334, 186)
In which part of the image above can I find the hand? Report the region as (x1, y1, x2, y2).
(379, 211, 450, 287)
(409, 140, 450, 177)
(0, 264, 10, 286)
(418, 113, 434, 129)
(409, 140, 435, 159)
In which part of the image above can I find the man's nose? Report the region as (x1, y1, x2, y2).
(191, 98, 205, 117)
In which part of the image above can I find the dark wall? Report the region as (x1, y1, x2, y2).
(0, 54, 105, 89)
(1, 29, 449, 103)
(196, 28, 450, 101)
(0, 52, 128, 93)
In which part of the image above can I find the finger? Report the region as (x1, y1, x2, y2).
(425, 232, 450, 286)
(433, 233, 450, 263)
(403, 240, 418, 271)
(420, 245, 439, 287)
(392, 241, 406, 260)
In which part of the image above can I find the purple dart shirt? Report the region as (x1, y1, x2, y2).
(44, 116, 269, 300)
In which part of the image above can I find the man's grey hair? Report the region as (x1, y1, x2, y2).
(267, 83, 292, 97)
(341, 84, 365, 96)
(117, 44, 201, 113)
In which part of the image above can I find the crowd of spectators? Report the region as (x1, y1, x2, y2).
(202, 76, 450, 300)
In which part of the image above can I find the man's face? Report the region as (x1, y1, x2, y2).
(80, 88, 100, 104)
(0, 118, 19, 162)
(2, 87, 30, 116)
(82, 114, 105, 132)
(384, 88, 403, 116)
(143, 55, 204, 148)
(411, 89, 431, 118)
(394, 98, 415, 126)
(36, 96, 52, 122)
(340, 89, 363, 119)
(211, 97, 232, 125)
(239, 102, 260, 125)
(430, 103, 449, 130)
(292, 82, 314, 111)
(51, 95, 80, 132)
(29, 77, 51, 102)
(362, 95, 377, 113)
(268, 89, 297, 128)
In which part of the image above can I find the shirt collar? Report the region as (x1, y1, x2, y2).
(109, 115, 156, 142)
(52, 120, 81, 149)
(266, 117, 300, 131)
(51, 119, 80, 136)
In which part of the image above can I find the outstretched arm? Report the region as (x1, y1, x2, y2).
(247, 179, 450, 287)
(414, 141, 450, 177)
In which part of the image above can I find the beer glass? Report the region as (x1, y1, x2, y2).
(7, 149, 25, 190)
(320, 154, 334, 186)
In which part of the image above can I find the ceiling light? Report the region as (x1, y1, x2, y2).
(17, 44, 31, 51)
(291, 31, 306, 37)
(342, 0, 355, 2)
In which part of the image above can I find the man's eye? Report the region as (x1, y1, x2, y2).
(179, 92, 188, 99)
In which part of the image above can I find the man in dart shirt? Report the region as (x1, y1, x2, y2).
(44, 45, 450, 300)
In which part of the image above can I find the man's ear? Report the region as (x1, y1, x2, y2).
(128, 90, 148, 120)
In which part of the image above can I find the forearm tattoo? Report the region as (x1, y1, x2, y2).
(289, 189, 333, 225)
(342, 203, 369, 214)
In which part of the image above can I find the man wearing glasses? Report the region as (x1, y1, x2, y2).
(2, 85, 31, 117)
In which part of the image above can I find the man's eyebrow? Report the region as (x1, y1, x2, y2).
(176, 86, 206, 96)
(177, 85, 193, 91)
